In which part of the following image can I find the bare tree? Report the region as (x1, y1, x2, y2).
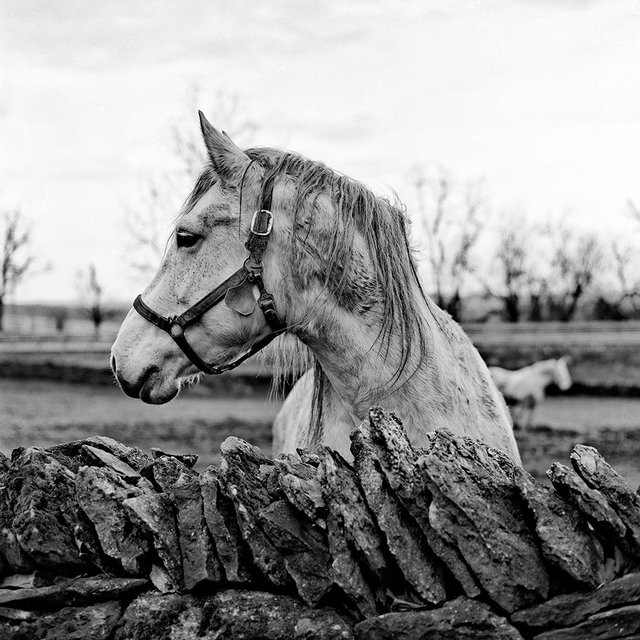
(485, 218, 529, 322)
(48, 306, 69, 334)
(592, 239, 640, 319)
(487, 218, 559, 322)
(525, 273, 549, 322)
(77, 264, 104, 336)
(126, 88, 259, 276)
(547, 225, 604, 321)
(413, 167, 485, 321)
(0, 209, 35, 331)
(125, 177, 174, 275)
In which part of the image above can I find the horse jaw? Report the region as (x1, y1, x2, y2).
(111, 308, 191, 404)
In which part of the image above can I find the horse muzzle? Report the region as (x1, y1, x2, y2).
(112, 361, 180, 404)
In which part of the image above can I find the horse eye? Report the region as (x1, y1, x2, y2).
(176, 231, 201, 249)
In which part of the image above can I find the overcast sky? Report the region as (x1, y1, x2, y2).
(1, 0, 640, 302)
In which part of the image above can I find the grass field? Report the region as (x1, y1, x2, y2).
(0, 378, 280, 469)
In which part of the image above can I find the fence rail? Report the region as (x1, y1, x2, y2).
(2, 321, 640, 354)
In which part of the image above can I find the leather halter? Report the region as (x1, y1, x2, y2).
(132, 169, 285, 375)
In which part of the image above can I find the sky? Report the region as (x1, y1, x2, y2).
(1, 0, 640, 303)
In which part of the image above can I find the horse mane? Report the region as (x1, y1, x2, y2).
(242, 147, 430, 395)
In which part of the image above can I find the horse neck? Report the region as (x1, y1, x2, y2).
(533, 360, 557, 384)
(291, 284, 503, 441)
(291, 297, 407, 416)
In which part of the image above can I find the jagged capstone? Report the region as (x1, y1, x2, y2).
(0, 407, 639, 639)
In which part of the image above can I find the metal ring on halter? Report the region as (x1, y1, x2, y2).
(169, 322, 184, 338)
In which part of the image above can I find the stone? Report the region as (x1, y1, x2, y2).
(0, 606, 36, 621)
(350, 421, 447, 605)
(200, 466, 254, 583)
(144, 455, 223, 588)
(0, 572, 48, 589)
(85, 436, 153, 471)
(0, 576, 148, 607)
(548, 463, 627, 544)
(571, 445, 640, 556)
(123, 493, 183, 592)
(0, 600, 121, 640)
(293, 609, 354, 639)
(366, 408, 420, 493)
(76, 466, 150, 575)
(297, 449, 321, 468)
(325, 502, 380, 620)
(533, 603, 640, 640)
(515, 467, 607, 588)
(81, 445, 139, 480)
(172, 469, 223, 589)
(48, 437, 153, 474)
(149, 564, 176, 593)
(0, 452, 9, 474)
(220, 437, 291, 589)
(6, 448, 90, 574)
(113, 592, 190, 640)
(115, 590, 354, 640)
(354, 596, 524, 639)
(146, 455, 185, 494)
(0, 484, 34, 574)
(173, 474, 224, 589)
(512, 571, 640, 632)
(275, 454, 326, 524)
(416, 429, 549, 612)
(259, 499, 333, 606)
(320, 449, 390, 588)
(150, 447, 198, 469)
(365, 409, 481, 599)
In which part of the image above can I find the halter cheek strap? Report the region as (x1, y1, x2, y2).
(132, 173, 285, 375)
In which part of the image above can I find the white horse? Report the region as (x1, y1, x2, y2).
(488, 357, 572, 430)
(111, 112, 521, 465)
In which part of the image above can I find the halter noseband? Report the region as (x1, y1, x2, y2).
(132, 167, 285, 375)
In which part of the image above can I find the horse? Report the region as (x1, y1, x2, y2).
(488, 357, 572, 430)
(111, 111, 521, 465)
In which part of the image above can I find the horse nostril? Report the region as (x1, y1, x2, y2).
(113, 365, 160, 400)
(115, 370, 140, 398)
(110, 354, 117, 374)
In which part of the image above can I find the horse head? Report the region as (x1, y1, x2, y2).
(111, 112, 389, 404)
(553, 355, 573, 391)
(111, 113, 291, 403)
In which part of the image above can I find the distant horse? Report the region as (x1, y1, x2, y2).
(111, 112, 521, 464)
(488, 357, 572, 429)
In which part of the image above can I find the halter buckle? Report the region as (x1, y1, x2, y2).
(250, 209, 273, 236)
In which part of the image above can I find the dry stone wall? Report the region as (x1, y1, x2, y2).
(1, 407, 640, 638)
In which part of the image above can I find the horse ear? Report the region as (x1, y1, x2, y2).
(198, 111, 249, 180)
